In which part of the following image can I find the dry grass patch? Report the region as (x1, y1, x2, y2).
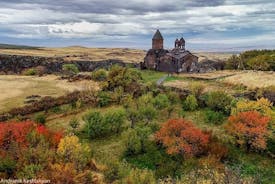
(194, 52, 233, 62)
(221, 71, 275, 89)
(0, 47, 146, 63)
(0, 75, 99, 112)
(179, 70, 239, 80)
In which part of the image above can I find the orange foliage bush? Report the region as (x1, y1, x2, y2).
(226, 111, 270, 151)
(155, 119, 210, 157)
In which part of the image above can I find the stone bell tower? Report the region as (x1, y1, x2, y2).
(152, 29, 163, 50)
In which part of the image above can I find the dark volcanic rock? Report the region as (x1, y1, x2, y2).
(0, 54, 138, 74)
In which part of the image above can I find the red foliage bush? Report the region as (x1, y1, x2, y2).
(0, 121, 63, 151)
(0, 121, 36, 149)
(226, 111, 270, 151)
(155, 119, 210, 157)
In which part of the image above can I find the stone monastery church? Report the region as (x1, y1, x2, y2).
(142, 29, 199, 73)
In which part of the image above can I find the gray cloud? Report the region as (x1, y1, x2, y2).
(0, 0, 274, 50)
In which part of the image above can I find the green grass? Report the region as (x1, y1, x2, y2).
(140, 70, 166, 83)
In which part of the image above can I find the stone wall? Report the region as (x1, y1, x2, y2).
(0, 54, 138, 74)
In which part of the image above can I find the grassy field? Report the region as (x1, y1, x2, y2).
(0, 75, 98, 113)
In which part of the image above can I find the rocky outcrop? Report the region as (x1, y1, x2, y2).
(0, 54, 138, 74)
(198, 60, 225, 73)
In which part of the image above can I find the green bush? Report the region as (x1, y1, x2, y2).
(98, 91, 111, 107)
(91, 69, 107, 81)
(140, 104, 157, 124)
(104, 108, 126, 133)
(183, 95, 198, 111)
(69, 117, 80, 130)
(247, 55, 270, 71)
(62, 64, 79, 74)
(23, 68, 37, 76)
(0, 157, 17, 177)
(83, 109, 126, 139)
(204, 110, 225, 125)
(82, 111, 108, 139)
(153, 94, 170, 110)
(123, 127, 153, 157)
(205, 91, 234, 115)
(123, 129, 142, 156)
(34, 113, 46, 124)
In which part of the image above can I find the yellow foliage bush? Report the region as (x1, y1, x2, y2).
(57, 135, 91, 169)
(231, 98, 273, 116)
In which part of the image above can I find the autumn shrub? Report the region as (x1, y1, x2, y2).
(104, 65, 143, 95)
(91, 69, 108, 81)
(0, 121, 63, 178)
(204, 110, 225, 125)
(231, 98, 274, 135)
(62, 64, 79, 75)
(57, 135, 91, 169)
(183, 95, 198, 111)
(155, 119, 210, 157)
(226, 111, 270, 152)
(123, 129, 142, 156)
(104, 108, 126, 133)
(205, 91, 234, 114)
(0, 121, 36, 149)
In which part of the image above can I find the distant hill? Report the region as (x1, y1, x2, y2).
(0, 43, 40, 50)
(0, 45, 232, 63)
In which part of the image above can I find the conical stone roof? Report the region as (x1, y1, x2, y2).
(152, 29, 163, 40)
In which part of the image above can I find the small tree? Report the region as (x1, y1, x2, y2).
(226, 111, 270, 152)
(155, 119, 210, 157)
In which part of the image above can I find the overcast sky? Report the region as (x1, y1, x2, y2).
(0, 0, 274, 51)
